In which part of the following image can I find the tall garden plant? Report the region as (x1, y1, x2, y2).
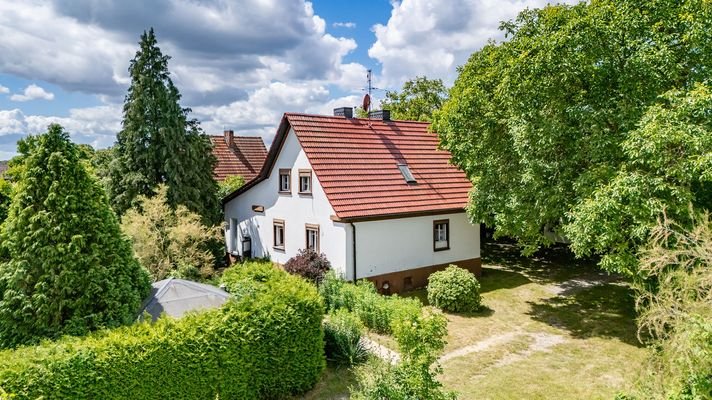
(0, 124, 150, 348)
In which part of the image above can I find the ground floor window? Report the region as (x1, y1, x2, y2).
(274, 219, 285, 250)
(306, 224, 319, 252)
(434, 219, 450, 251)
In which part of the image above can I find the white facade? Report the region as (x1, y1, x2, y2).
(223, 128, 350, 276)
(353, 212, 480, 279)
(223, 128, 480, 282)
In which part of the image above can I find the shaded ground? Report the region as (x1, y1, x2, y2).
(299, 241, 648, 399)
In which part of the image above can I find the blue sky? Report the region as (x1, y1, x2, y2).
(0, 0, 569, 159)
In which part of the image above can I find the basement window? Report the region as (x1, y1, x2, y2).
(397, 164, 417, 184)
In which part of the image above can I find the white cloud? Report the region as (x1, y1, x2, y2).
(369, 0, 576, 88)
(0, 85, 9, 94)
(9, 84, 55, 102)
(0, 105, 121, 149)
(333, 22, 356, 28)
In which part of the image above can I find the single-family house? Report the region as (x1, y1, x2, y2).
(222, 108, 480, 293)
(210, 130, 267, 181)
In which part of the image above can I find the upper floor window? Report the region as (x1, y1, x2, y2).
(299, 169, 312, 194)
(306, 224, 319, 252)
(279, 169, 291, 193)
(273, 219, 285, 250)
(433, 219, 450, 251)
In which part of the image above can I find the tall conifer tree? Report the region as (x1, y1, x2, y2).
(109, 28, 218, 222)
(0, 124, 150, 348)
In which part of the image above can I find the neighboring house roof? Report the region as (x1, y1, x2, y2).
(138, 278, 230, 321)
(210, 134, 267, 181)
(0, 161, 8, 177)
(225, 113, 472, 221)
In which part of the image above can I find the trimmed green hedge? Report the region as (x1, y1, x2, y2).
(0, 263, 325, 400)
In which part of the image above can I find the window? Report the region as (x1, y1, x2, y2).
(397, 163, 417, 184)
(299, 169, 312, 194)
(433, 219, 450, 251)
(305, 224, 319, 252)
(279, 169, 291, 193)
(273, 219, 285, 250)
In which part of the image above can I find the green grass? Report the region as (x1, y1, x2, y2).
(301, 241, 649, 399)
(296, 364, 356, 400)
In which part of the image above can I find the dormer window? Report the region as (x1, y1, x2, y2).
(279, 169, 291, 193)
(299, 169, 312, 194)
(397, 163, 416, 184)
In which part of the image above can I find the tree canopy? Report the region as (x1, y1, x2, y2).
(433, 0, 712, 274)
(109, 28, 219, 223)
(381, 76, 447, 121)
(0, 124, 150, 348)
(121, 185, 220, 282)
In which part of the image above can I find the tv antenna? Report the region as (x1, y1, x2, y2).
(361, 69, 381, 113)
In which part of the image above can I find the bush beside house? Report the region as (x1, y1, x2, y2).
(284, 249, 332, 284)
(427, 265, 482, 313)
(0, 265, 325, 400)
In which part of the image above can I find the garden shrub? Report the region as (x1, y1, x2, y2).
(323, 309, 368, 366)
(283, 248, 332, 284)
(0, 265, 325, 400)
(319, 271, 421, 334)
(427, 265, 482, 313)
(351, 358, 456, 400)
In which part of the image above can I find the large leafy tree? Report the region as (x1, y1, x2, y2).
(0, 124, 150, 348)
(381, 76, 447, 121)
(433, 0, 712, 274)
(109, 28, 219, 222)
(0, 178, 10, 224)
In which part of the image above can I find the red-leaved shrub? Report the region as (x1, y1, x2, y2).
(284, 249, 331, 284)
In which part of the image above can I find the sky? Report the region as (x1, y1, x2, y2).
(0, 0, 572, 160)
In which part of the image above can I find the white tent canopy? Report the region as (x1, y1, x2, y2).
(139, 278, 230, 321)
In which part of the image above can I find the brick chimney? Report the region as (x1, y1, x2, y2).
(368, 109, 391, 121)
(224, 129, 234, 147)
(333, 107, 353, 118)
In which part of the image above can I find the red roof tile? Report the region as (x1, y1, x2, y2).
(286, 114, 471, 219)
(210, 135, 267, 181)
(225, 113, 472, 220)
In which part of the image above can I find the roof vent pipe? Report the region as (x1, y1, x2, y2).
(333, 107, 353, 118)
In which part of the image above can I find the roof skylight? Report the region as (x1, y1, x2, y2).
(397, 164, 417, 184)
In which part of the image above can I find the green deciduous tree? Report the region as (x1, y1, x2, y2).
(381, 76, 447, 121)
(433, 0, 712, 273)
(217, 175, 245, 200)
(121, 185, 220, 281)
(109, 28, 219, 223)
(0, 124, 150, 348)
(565, 85, 712, 274)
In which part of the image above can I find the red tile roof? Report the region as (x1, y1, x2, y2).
(210, 135, 267, 181)
(225, 113, 472, 221)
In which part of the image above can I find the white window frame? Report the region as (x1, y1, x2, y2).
(305, 224, 319, 252)
(433, 219, 450, 251)
(299, 169, 312, 194)
(279, 169, 291, 193)
(273, 219, 285, 250)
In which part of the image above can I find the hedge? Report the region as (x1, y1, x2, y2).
(0, 263, 325, 400)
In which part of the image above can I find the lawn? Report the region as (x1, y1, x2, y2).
(299, 241, 649, 399)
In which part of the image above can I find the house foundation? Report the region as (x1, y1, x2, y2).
(365, 257, 482, 294)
